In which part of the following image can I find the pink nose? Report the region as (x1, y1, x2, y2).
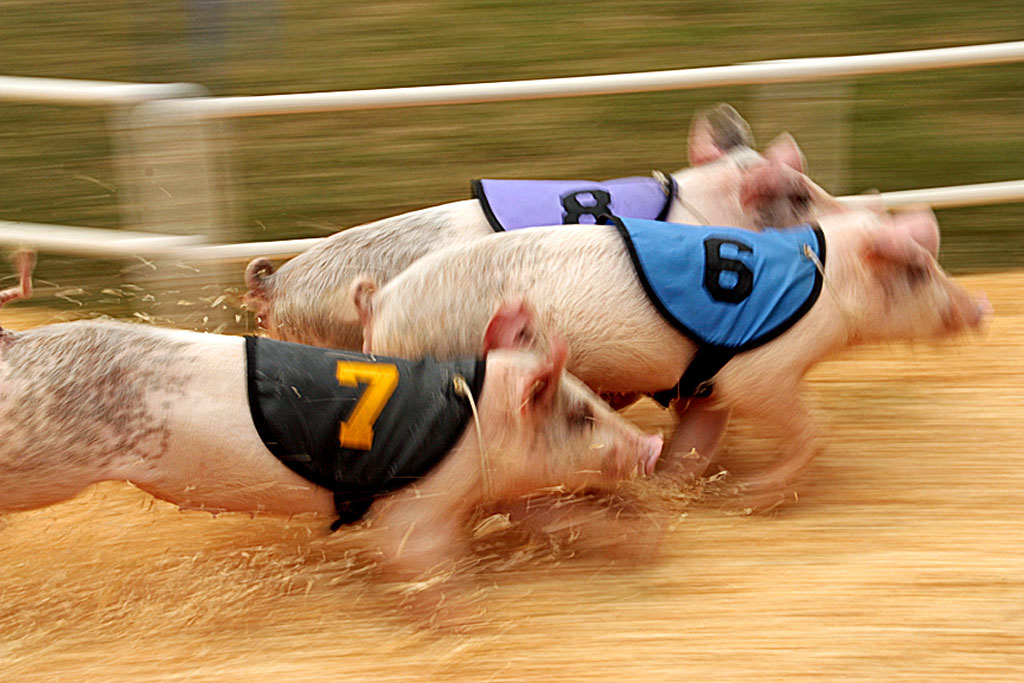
(973, 293, 993, 327)
(945, 292, 992, 333)
(641, 434, 664, 476)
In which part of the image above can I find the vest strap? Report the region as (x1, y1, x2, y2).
(330, 493, 375, 530)
(651, 345, 735, 407)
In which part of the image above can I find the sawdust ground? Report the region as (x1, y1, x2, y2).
(1, 271, 1021, 681)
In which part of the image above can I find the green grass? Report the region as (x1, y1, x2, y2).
(0, 0, 1022, 310)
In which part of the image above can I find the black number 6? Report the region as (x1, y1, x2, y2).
(703, 237, 754, 303)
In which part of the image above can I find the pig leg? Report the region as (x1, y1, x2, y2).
(718, 392, 820, 512)
(370, 440, 479, 580)
(660, 398, 731, 482)
(374, 496, 468, 580)
(505, 494, 662, 562)
(369, 484, 477, 630)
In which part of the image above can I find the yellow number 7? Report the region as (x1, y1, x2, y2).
(336, 360, 400, 451)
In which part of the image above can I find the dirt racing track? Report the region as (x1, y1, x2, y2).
(1, 270, 1022, 681)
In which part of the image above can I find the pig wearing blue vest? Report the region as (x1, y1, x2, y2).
(353, 208, 989, 512)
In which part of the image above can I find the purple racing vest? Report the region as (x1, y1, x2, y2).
(472, 175, 675, 232)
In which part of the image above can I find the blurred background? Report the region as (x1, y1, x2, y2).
(0, 1, 1021, 324)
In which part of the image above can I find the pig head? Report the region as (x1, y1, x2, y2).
(688, 208, 989, 508)
(670, 104, 848, 229)
(367, 300, 664, 579)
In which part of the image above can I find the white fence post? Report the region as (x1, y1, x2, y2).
(115, 97, 242, 330)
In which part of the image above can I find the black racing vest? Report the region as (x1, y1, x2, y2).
(245, 337, 486, 527)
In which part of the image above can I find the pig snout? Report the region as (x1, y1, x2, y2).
(641, 433, 663, 476)
(889, 263, 990, 341)
(944, 289, 992, 334)
(600, 431, 663, 480)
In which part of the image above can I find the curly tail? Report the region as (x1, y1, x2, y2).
(0, 250, 35, 335)
(349, 276, 378, 352)
(244, 257, 276, 296)
(243, 258, 276, 329)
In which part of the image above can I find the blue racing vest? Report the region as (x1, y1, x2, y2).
(610, 216, 826, 405)
(472, 175, 675, 232)
(245, 337, 485, 527)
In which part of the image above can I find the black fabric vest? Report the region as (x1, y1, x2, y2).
(245, 337, 486, 526)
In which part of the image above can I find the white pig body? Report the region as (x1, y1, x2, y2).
(358, 210, 989, 508)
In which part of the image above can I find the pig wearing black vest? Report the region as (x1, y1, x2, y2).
(0, 252, 662, 579)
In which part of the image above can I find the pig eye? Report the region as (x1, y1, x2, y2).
(789, 192, 810, 211)
(905, 264, 928, 286)
(568, 401, 594, 430)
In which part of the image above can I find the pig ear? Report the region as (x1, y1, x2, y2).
(483, 298, 536, 355)
(857, 189, 890, 217)
(864, 213, 938, 269)
(687, 103, 754, 166)
(894, 207, 941, 259)
(764, 132, 806, 173)
(519, 336, 568, 417)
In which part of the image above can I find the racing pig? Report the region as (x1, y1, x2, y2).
(354, 208, 989, 511)
(245, 104, 846, 350)
(0, 253, 662, 576)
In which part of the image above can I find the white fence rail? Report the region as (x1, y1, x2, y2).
(1, 40, 1022, 264)
(151, 41, 1024, 119)
(838, 180, 1024, 212)
(3, 179, 1021, 261)
(0, 220, 204, 258)
(0, 76, 203, 107)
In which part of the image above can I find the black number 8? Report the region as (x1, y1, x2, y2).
(560, 189, 612, 224)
